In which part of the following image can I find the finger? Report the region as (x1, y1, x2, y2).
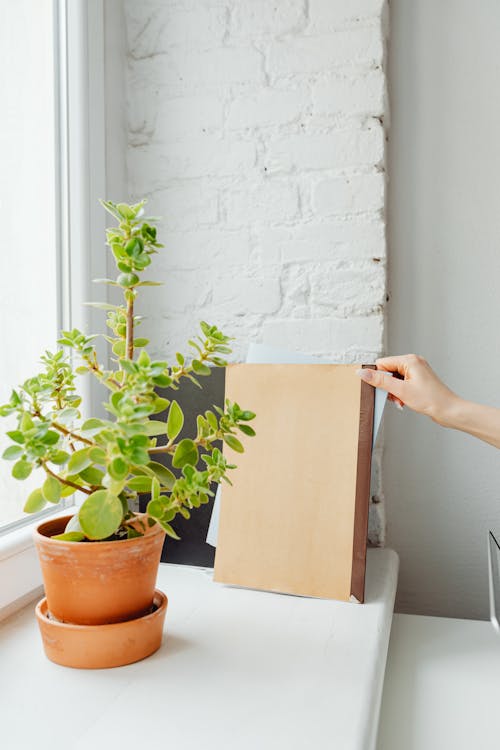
(388, 394, 405, 408)
(375, 355, 413, 375)
(356, 368, 404, 399)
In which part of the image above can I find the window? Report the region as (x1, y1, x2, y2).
(0, 0, 107, 615)
(0, 0, 60, 531)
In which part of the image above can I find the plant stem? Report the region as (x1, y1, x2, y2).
(42, 462, 92, 495)
(126, 294, 134, 360)
(148, 444, 176, 455)
(52, 422, 94, 446)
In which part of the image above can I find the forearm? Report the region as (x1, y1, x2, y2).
(436, 397, 500, 449)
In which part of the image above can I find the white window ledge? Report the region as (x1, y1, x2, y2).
(0, 508, 73, 620)
(0, 549, 398, 750)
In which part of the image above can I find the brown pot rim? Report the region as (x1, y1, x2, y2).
(36, 588, 168, 631)
(33, 512, 164, 548)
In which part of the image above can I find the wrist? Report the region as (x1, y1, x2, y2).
(432, 394, 468, 429)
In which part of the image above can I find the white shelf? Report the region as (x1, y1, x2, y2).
(0, 548, 398, 750)
(377, 613, 500, 750)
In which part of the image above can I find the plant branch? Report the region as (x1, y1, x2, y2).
(126, 295, 134, 360)
(52, 422, 94, 446)
(42, 462, 92, 495)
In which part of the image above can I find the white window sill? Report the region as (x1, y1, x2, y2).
(0, 549, 399, 750)
(0, 508, 74, 621)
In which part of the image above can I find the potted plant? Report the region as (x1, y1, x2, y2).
(0, 199, 255, 668)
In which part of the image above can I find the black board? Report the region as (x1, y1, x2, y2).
(139, 367, 225, 567)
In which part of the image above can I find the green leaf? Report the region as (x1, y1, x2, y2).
(238, 424, 256, 437)
(67, 448, 91, 474)
(42, 476, 61, 503)
(133, 338, 149, 348)
(2, 445, 23, 461)
(148, 461, 176, 489)
(208, 357, 227, 367)
(239, 411, 256, 421)
(147, 499, 163, 518)
(52, 531, 86, 542)
(116, 202, 136, 220)
(153, 374, 173, 387)
(42, 430, 59, 446)
(79, 466, 105, 485)
(223, 434, 244, 453)
(79, 490, 124, 540)
(166, 400, 184, 441)
(158, 520, 180, 539)
(127, 476, 154, 493)
(112, 340, 126, 357)
(12, 460, 32, 480)
(192, 359, 211, 376)
(23, 488, 46, 513)
(81, 418, 106, 433)
(89, 447, 107, 464)
(109, 457, 129, 481)
(205, 411, 219, 431)
(152, 397, 170, 414)
(20, 413, 34, 431)
(57, 407, 79, 424)
(65, 514, 84, 534)
(152, 477, 160, 503)
(117, 272, 140, 288)
(60, 484, 77, 497)
(172, 439, 198, 469)
(6, 430, 24, 444)
(145, 420, 167, 436)
(50, 450, 70, 465)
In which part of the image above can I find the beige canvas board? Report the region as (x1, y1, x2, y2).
(213, 364, 374, 601)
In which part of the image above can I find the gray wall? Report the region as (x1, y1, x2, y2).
(386, 0, 500, 619)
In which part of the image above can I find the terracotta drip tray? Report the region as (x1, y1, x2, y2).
(36, 589, 168, 669)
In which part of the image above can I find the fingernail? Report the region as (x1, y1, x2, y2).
(356, 368, 373, 381)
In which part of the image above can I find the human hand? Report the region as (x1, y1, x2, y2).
(356, 354, 461, 425)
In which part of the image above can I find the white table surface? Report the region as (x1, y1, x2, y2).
(0, 549, 398, 750)
(377, 613, 500, 750)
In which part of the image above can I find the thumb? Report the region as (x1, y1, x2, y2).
(356, 368, 404, 399)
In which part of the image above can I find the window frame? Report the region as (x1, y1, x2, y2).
(0, 0, 107, 620)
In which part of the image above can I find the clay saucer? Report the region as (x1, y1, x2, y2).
(36, 589, 168, 669)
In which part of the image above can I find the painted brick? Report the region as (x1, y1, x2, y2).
(153, 95, 225, 141)
(226, 181, 299, 226)
(266, 126, 383, 173)
(308, 0, 385, 31)
(227, 87, 309, 129)
(308, 261, 386, 313)
(158, 229, 252, 270)
(267, 28, 383, 79)
(261, 315, 384, 357)
(123, 0, 388, 543)
(146, 185, 219, 230)
(312, 70, 385, 116)
(126, 3, 227, 57)
(128, 138, 255, 188)
(313, 173, 385, 217)
(230, 0, 306, 38)
(128, 45, 263, 90)
(254, 221, 386, 265)
(216, 275, 282, 314)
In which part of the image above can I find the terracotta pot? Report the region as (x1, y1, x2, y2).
(33, 514, 166, 625)
(36, 589, 168, 669)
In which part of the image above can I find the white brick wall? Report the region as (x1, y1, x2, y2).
(123, 0, 388, 542)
